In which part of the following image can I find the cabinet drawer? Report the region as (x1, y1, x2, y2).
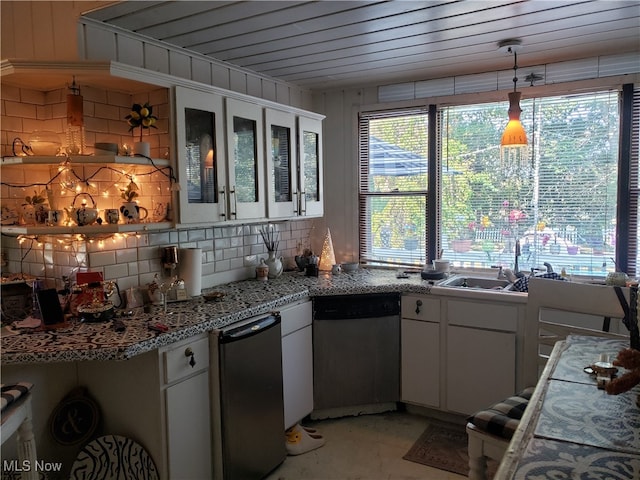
(164, 336, 209, 384)
(447, 300, 518, 331)
(401, 295, 440, 322)
(281, 301, 312, 337)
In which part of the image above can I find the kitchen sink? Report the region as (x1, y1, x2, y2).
(439, 275, 515, 291)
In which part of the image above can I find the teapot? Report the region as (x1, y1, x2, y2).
(67, 193, 98, 226)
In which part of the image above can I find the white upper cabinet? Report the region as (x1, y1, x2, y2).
(265, 108, 298, 219)
(298, 116, 324, 218)
(175, 85, 323, 225)
(174, 86, 227, 224)
(225, 98, 266, 221)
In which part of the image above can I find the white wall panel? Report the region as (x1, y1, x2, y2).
(262, 81, 277, 103)
(546, 58, 599, 84)
(191, 57, 212, 85)
(169, 51, 191, 80)
(454, 72, 497, 94)
(378, 83, 415, 102)
(229, 70, 247, 94)
(415, 78, 454, 99)
(211, 63, 230, 90)
(83, 22, 117, 61)
(247, 75, 262, 98)
(599, 53, 640, 77)
(145, 43, 170, 74)
(117, 34, 144, 68)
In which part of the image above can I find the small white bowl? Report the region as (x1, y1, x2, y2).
(341, 262, 359, 272)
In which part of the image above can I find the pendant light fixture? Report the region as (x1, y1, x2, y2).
(499, 40, 528, 148)
(66, 76, 85, 155)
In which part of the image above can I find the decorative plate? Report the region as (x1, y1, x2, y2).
(70, 435, 159, 480)
(49, 387, 101, 446)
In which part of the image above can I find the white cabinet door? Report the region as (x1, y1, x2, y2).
(281, 301, 313, 429)
(166, 370, 212, 479)
(174, 85, 228, 224)
(265, 108, 298, 219)
(401, 318, 440, 407)
(446, 325, 516, 415)
(162, 335, 212, 479)
(297, 115, 323, 217)
(226, 97, 266, 220)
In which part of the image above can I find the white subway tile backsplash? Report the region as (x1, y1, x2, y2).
(229, 257, 244, 270)
(89, 250, 116, 267)
(138, 246, 161, 261)
(187, 229, 206, 242)
(216, 259, 230, 272)
(215, 237, 231, 249)
(128, 261, 139, 276)
(2, 196, 312, 292)
(104, 263, 129, 280)
(20, 89, 46, 105)
(137, 259, 152, 274)
(5, 101, 37, 118)
(116, 248, 138, 264)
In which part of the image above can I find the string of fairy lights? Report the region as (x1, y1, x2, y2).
(1, 149, 179, 251)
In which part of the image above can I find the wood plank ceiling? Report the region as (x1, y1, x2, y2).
(83, 0, 640, 91)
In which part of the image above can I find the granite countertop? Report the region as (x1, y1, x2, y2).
(1, 268, 526, 365)
(0, 269, 432, 365)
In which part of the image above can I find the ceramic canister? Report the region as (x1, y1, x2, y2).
(256, 259, 269, 281)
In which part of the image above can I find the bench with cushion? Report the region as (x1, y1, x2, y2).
(466, 387, 534, 480)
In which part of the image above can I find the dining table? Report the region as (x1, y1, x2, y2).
(497, 334, 640, 479)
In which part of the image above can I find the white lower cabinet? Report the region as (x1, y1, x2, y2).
(400, 294, 521, 415)
(75, 333, 211, 480)
(162, 336, 212, 479)
(280, 300, 313, 429)
(401, 318, 440, 407)
(401, 295, 441, 407)
(445, 299, 518, 415)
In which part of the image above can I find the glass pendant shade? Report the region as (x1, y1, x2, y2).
(66, 79, 85, 154)
(501, 91, 528, 146)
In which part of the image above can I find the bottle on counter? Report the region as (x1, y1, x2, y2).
(256, 258, 269, 281)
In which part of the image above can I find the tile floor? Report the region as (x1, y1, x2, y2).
(266, 411, 467, 480)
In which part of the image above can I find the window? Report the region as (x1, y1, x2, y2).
(441, 91, 621, 278)
(358, 108, 429, 267)
(358, 87, 638, 276)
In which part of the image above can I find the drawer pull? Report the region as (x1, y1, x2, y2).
(415, 299, 423, 314)
(185, 347, 196, 368)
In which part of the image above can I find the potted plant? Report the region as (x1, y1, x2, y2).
(119, 180, 148, 223)
(125, 102, 158, 157)
(22, 189, 48, 225)
(403, 223, 419, 251)
(450, 221, 475, 253)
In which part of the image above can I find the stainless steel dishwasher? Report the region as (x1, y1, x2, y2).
(313, 293, 401, 417)
(211, 313, 286, 480)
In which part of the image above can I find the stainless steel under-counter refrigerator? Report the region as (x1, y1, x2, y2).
(210, 313, 286, 479)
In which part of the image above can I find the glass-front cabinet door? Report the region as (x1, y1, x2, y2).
(265, 108, 297, 219)
(175, 86, 227, 224)
(225, 98, 265, 220)
(298, 115, 324, 217)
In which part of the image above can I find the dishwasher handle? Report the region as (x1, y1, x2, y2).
(219, 313, 280, 344)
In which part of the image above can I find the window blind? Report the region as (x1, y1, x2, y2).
(440, 90, 622, 277)
(358, 108, 429, 267)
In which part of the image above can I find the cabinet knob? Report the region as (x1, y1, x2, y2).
(415, 299, 423, 314)
(185, 347, 196, 368)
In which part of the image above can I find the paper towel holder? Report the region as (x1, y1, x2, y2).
(162, 246, 179, 272)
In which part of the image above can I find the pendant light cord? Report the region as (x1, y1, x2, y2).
(512, 49, 519, 93)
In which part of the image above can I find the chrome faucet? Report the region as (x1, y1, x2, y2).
(514, 239, 520, 276)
